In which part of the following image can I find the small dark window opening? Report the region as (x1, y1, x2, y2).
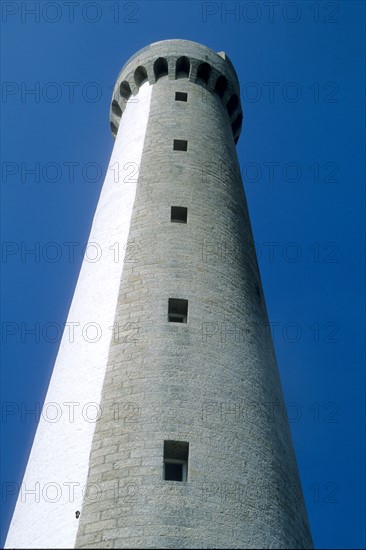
(215, 75, 228, 99)
(134, 65, 148, 87)
(197, 62, 211, 84)
(226, 94, 239, 116)
(164, 441, 189, 482)
(175, 92, 187, 102)
(154, 57, 168, 81)
(110, 121, 118, 136)
(120, 81, 132, 101)
(232, 113, 243, 135)
(171, 206, 187, 223)
(176, 56, 190, 78)
(168, 298, 188, 323)
(173, 139, 188, 151)
(111, 100, 122, 117)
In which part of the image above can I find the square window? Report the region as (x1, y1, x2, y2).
(175, 92, 188, 102)
(164, 441, 189, 482)
(171, 206, 187, 223)
(168, 298, 188, 323)
(164, 462, 185, 482)
(173, 139, 188, 151)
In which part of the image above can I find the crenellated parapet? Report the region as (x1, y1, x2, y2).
(110, 39, 243, 143)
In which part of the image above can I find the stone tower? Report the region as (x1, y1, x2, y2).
(5, 40, 313, 549)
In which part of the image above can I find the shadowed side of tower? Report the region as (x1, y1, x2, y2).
(75, 40, 313, 549)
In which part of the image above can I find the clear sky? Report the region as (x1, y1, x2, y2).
(1, 1, 365, 548)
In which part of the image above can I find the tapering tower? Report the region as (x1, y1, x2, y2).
(5, 40, 312, 549)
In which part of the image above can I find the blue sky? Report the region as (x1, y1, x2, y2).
(1, 1, 365, 548)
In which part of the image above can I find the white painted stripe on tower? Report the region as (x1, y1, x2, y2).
(5, 82, 153, 549)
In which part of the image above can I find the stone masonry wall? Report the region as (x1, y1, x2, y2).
(75, 41, 312, 550)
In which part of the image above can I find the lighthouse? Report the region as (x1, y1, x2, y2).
(5, 40, 313, 549)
